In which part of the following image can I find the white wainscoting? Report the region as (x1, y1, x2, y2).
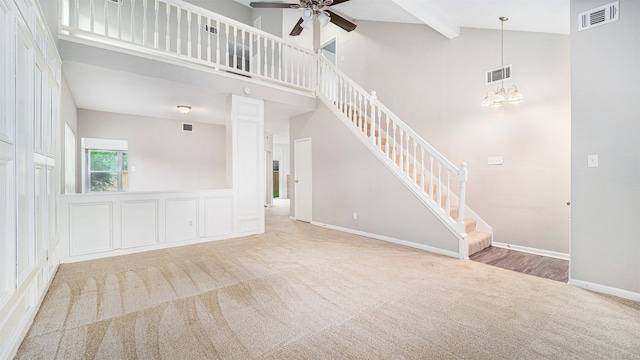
(60, 190, 238, 263)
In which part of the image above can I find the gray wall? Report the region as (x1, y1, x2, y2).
(290, 101, 459, 254)
(252, 8, 283, 37)
(327, 21, 571, 255)
(77, 109, 227, 192)
(184, 0, 252, 25)
(570, 0, 640, 294)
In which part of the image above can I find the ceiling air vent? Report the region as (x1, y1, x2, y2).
(485, 65, 512, 85)
(578, 1, 619, 31)
(182, 123, 193, 132)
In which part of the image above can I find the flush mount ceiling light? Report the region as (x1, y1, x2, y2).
(481, 17, 524, 108)
(177, 105, 191, 114)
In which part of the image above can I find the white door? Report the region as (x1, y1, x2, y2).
(294, 138, 312, 222)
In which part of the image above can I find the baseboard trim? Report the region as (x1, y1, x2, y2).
(310, 221, 459, 259)
(492, 242, 569, 260)
(568, 279, 640, 302)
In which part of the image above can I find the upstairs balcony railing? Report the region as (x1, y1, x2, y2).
(60, 0, 316, 92)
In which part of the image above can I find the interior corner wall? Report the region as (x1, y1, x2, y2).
(60, 74, 78, 194)
(570, 0, 640, 295)
(76, 109, 227, 192)
(331, 21, 571, 255)
(183, 0, 253, 25)
(290, 100, 458, 254)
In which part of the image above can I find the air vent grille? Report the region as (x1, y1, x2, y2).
(204, 24, 218, 35)
(485, 65, 512, 85)
(182, 123, 193, 132)
(578, 1, 619, 31)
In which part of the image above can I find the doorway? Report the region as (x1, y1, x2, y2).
(294, 138, 312, 222)
(321, 37, 337, 65)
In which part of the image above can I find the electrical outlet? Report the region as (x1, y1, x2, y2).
(353, 212, 358, 220)
(187, 220, 194, 227)
(588, 155, 599, 167)
(488, 156, 503, 165)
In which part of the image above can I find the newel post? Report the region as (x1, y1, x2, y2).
(458, 162, 469, 259)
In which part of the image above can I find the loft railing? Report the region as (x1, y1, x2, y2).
(317, 56, 469, 257)
(60, 0, 316, 91)
(59, 0, 471, 257)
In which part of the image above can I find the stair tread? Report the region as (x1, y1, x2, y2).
(467, 231, 492, 256)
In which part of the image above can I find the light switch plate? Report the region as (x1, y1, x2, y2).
(488, 156, 503, 165)
(588, 155, 598, 167)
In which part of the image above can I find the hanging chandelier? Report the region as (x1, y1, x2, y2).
(481, 17, 524, 108)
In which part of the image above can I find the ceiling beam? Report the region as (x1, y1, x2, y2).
(390, 0, 460, 39)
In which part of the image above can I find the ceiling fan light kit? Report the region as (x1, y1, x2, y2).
(249, 0, 356, 36)
(481, 16, 524, 108)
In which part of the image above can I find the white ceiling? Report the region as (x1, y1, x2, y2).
(238, 0, 570, 35)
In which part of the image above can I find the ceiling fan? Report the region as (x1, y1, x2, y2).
(249, 0, 357, 36)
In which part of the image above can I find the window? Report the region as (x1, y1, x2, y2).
(81, 138, 128, 193)
(88, 150, 128, 192)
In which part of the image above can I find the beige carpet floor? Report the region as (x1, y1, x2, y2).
(16, 200, 640, 359)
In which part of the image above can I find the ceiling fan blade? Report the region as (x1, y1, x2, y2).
(249, 2, 299, 9)
(328, 0, 352, 6)
(289, 18, 304, 36)
(326, 10, 357, 32)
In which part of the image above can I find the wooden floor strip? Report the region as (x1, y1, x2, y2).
(470, 246, 569, 283)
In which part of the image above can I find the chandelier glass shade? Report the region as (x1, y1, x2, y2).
(481, 17, 523, 108)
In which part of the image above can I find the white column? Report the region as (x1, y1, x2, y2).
(227, 95, 265, 234)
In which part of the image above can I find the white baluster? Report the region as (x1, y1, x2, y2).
(242, 30, 246, 71)
(249, 33, 253, 73)
(142, 0, 148, 45)
(278, 43, 282, 80)
(74, 0, 80, 30)
(446, 169, 451, 216)
(256, 36, 262, 75)
(457, 163, 468, 235)
(392, 123, 397, 163)
(297, 49, 301, 86)
(116, 0, 122, 38)
(385, 113, 390, 157)
(165, 3, 170, 51)
(429, 156, 434, 199)
(103, 0, 108, 36)
(206, 18, 211, 62)
(405, 135, 410, 175)
(131, 0, 135, 43)
(271, 40, 275, 78)
(187, 10, 192, 56)
(176, 6, 181, 54)
(263, 39, 268, 76)
(412, 142, 417, 182)
(283, 45, 288, 82)
(233, 27, 238, 69)
(198, 15, 202, 59)
(437, 162, 443, 208)
(154, 0, 159, 48)
(420, 148, 425, 190)
(225, 23, 230, 67)
(89, 0, 94, 32)
(215, 20, 220, 65)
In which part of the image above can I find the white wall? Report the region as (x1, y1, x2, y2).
(76, 110, 227, 192)
(290, 101, 459, 255)
(570, 0, 640, 299)
(326, 21, 571, 255)
(59, 75, 78, 193)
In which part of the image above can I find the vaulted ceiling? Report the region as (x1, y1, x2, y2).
(237, 0, 570, 38)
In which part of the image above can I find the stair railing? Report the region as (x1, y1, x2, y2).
(317, 56, 469, 251)
(60, 0, 316, 92)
